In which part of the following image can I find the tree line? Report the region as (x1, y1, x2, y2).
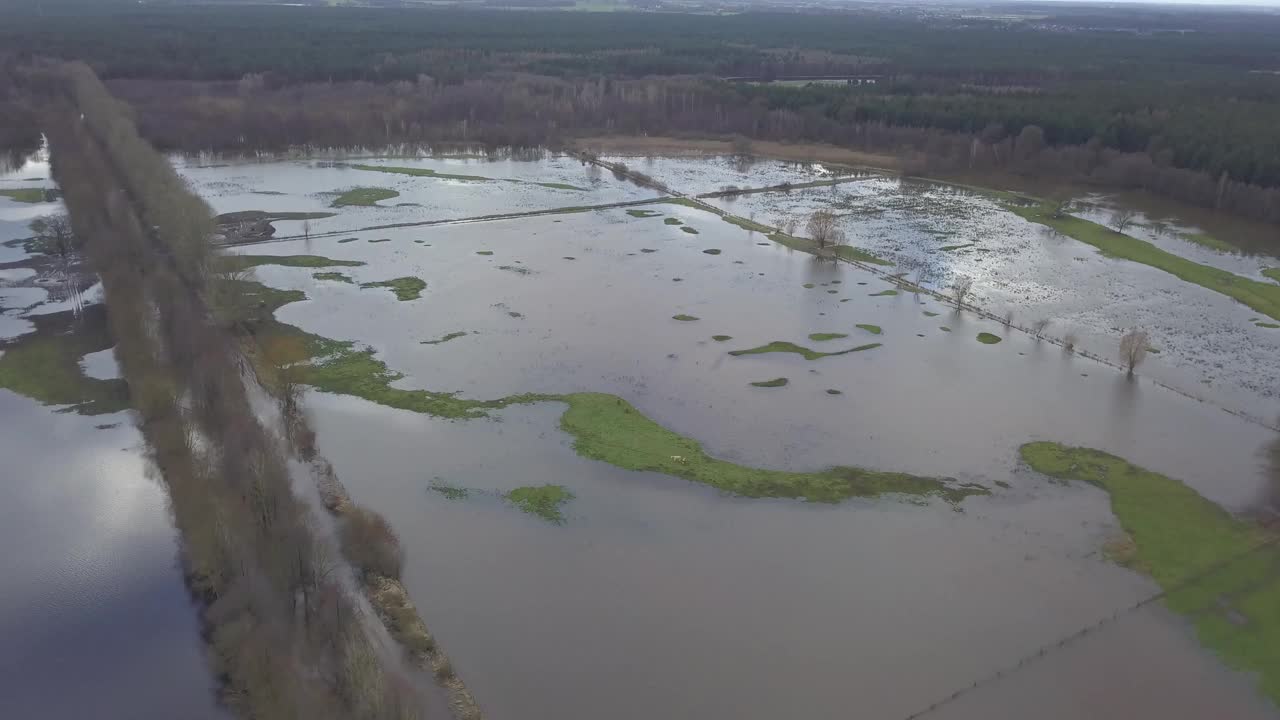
(21, 60, 437, 720)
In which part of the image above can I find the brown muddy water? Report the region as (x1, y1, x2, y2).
(3, 150, 1277, 719)
(220, 153, 1276, 720)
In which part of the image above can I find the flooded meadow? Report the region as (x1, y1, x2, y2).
(3, 148, 1278, 719)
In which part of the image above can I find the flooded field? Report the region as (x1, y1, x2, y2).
(4, 149, 1278, 719)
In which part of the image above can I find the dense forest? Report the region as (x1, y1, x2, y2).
(2, 3, 1280, 220)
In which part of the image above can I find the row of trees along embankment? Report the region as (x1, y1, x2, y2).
(18, 59, 454, 720)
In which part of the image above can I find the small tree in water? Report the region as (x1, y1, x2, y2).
(1119, 328, 1149, 375)
(1110, 208, 1138, 234)
(951, 274, 974, 308)
(806, 209, 843, 249)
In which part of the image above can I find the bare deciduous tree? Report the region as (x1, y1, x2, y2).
(1119, 328, 1149, 375)
(1063, 332, 1078, 352)
(302, 219, 311, 240)
(1032, 318, 1052, 338)
(951, 274, 974, 308)
(1002, 310, 1014, 327)
(806, 209, 843, 249)
(1110, 208, 1139, 234)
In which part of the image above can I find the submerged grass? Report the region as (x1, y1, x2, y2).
(312, 271, 354, 283)
(219, 254, 365, 271)
(1181, 232, 1238, 253)
(855, 324, 883, 335)
(505, 485, 574, 524)
(869, 289, 899, 297)
(627, 209, 663, 218)
(808, 332, 848, 341)
(420, 331, 469, 345)
(0, 187, 52, 203)
(1020, 442, 1280, 704)
(976, 332, 1003, 344)
(712, 335, 733, 341)
(359, 277, 426, 301)
(750, 377, 788, 387)
(1264, 268, 1280, 283)
(1009, 201, 1280, 322)
(681, 226, 700, 235)
(559, 393, 983, 504)
(664, 217, 683, 226)
(672, 314, 699, 321)
(0, 314, 129, 416)
(730, 340, 880, 360)
(331, 187, 400, 207)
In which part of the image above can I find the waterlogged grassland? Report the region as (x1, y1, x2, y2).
(331, 187, 400, 207)
(750, 377, 789, 388)
(855, 324, 883, 335)
(808, 333, 848, 342)
(0, 188, 52, 203)
(360, 277, 426, 301)
(559, 393, 984, 504)
(729, 340, 880, 360)
(0, 310, 129, 416)
(1020, 443, 1280, 703)
(977, 332, 1003, 344)
(1009, 201, 1280, 323)
(219, 254, 365, 272)
(505, 485, 575, 524)
(1181, 232, 1239, 254)
(349, 164, 586, 191)
(313, 271, 354, 283)
(1265, 268, 1280, 283)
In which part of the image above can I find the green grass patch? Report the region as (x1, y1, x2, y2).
(505, 485, 574, 524)
(808, 332, 848, 341)
(359, 277, 426, 301)
(976, 332, 1003, 344)
(869, 289, 898, 297)
(626, 209, 662, 218)
(803, 283, 815, 289)
(1009, 201, 1280, 322)
(1257, 322, 1280, 329)
(1181, 232, 1238, 253)
(1264, 268, 1280, 283)
(559, 393, 984, 504)
(368, 238, 391, 243)
(729, 340, 879, 360)
(712, 335, 733, 342)
(219, 254, 365, 271)
(420, 331, 469, 345)
(1019, 442, 1280, 704)
(750, 377, 789, 388)
(702, 248, 721, 255)
(681, 226, 700, 235)
(673, 314, 699, 321)
(0, 311, 129, 416)
(664, 217, 683, 226)
(940, 326, 952, 332)
(0, 187, 53, 203)
(855, 324, 882, 335)
(313, 272, 354, 283)
(331, 187, 400, 207)
(938, 243, 976, 252)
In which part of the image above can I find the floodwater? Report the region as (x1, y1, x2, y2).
(224, 153, 1278, 720)
(0, 157, 226, 720)
(696, 174, 1280, 423)
(4, 148, 1278, 719)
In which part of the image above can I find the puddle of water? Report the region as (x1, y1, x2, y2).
(80, 346, 121, 380)
(0, 390, 225, 720)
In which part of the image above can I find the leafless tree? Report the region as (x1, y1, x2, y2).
(1063, 333, 1078, 352)
(806, 209, 844, 249)
(951, 274, 974, 308)
(1032, 318, 1052, 339)
(30, 213, 79, 258)
(1110, 208, 1139, 234)
(1049, 197, 1074, 219)
(1002, 310, 1015, 327)
(302, 219, 311, 240)
(1119, 328, 1149, 375)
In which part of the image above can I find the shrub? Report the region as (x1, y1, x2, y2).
(340, 506, 404, 580)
